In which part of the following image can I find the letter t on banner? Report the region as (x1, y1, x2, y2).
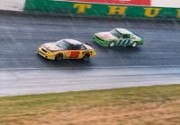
(73, 4, 92, 14)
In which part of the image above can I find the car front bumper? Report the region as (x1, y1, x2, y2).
(93, 35, 109, 47)
(37, 47, 55, 60)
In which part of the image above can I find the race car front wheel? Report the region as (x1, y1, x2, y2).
(132, 42, 137, 48)
(109, 42, 115, 47)
(55, 54, 63, 61)
(83, 53, 90, 61)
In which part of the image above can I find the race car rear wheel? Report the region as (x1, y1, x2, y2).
(132, 41, 137, 48)
(83, 53, 90, 61)
(109, 42, 115, 47)
(55, 54, 63, 61)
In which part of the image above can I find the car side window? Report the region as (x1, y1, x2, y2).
(67, 44, 73, 50)
(80, 44, 86, 50)
(123, 34, 130, 39)
(72, 45, 81, 50)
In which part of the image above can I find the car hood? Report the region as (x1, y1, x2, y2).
(43, 42, 64, 51)
(95, 32, 118, 41)
(132, 34, 143, 41)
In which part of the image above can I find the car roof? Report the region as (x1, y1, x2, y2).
(116, 28, 133, 35)
(64, 39, 82, 45)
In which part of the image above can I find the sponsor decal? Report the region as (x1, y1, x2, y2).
(70, 51, 80, 58)
(99, 33, 114, 39)
(54, 0, 151, 6)
(102, 34, 112, 39)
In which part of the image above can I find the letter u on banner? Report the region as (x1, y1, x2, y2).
(144, 8, 161, 18)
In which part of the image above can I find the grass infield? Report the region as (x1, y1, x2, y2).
(0, 84, 180, 125)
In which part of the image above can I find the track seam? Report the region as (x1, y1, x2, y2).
(0, 65, 180, 71)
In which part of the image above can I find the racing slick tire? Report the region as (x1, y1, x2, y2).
(82, 53, 90, 61)
(109, 41, 115, 47)
(55, 54, 63, 61)
(131, 41, 137, 48)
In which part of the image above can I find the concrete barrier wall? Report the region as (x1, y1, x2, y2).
(24, 0, 180, 19)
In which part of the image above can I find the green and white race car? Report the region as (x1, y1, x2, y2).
(93, 28, 144, 48)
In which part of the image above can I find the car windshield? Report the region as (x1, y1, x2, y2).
(55, 39, 72, 50)
(110, 29, 122, 38)
(133, 32, 142, 39)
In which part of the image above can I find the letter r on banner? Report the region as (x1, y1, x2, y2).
(108, 6, 127, 16)
(73, 4, 92, 14)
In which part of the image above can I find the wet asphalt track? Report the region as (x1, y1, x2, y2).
(0, 14, 180, 96)
(0, 14, 180, 68)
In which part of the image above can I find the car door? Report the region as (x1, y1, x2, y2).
(69, 45, 81, 59)
(118, 34, 131, 46)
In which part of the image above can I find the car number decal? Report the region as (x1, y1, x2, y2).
(118, 39, 131, 46)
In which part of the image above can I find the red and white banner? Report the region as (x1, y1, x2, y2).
(68, 0, 151, 6)
(0, 0, 25, 11)
(152, 0, 180, 8)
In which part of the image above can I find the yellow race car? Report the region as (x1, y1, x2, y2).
(37, 39, 96, 61)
